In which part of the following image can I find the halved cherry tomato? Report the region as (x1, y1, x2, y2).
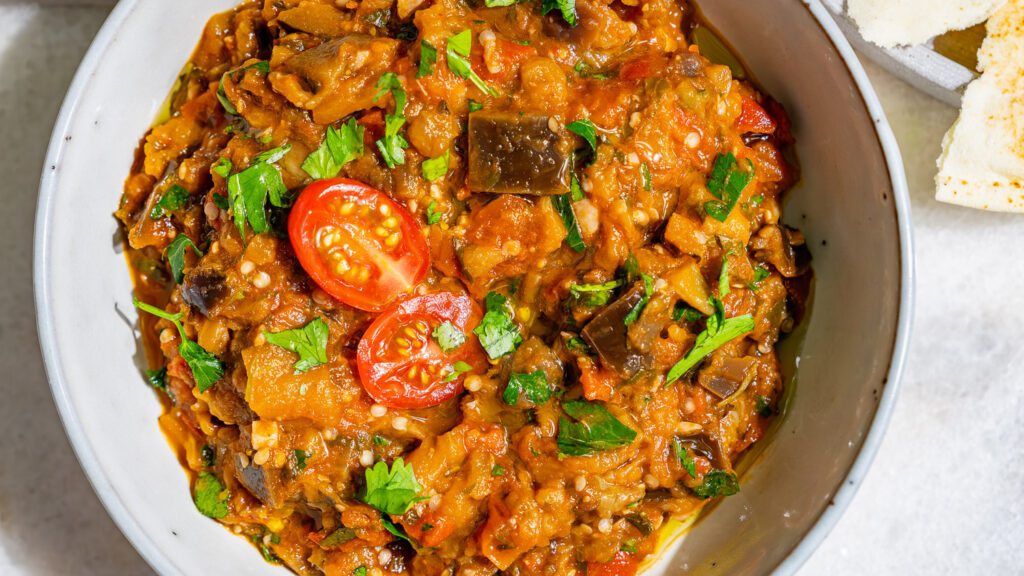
(357, 292, 487, 409)
(588, 551, 639, 576)
(735, 97, 777, 135)
(288, 178, 429, 312)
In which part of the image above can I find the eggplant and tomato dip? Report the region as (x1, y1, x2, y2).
(116, 0, 810, 573)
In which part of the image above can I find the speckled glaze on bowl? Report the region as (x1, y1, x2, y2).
(34, 1, 913, 574)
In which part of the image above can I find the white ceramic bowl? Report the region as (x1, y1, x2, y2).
(34, 1, 913, 574)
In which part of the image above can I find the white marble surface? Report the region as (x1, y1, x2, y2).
(1, 2, 1020, 575)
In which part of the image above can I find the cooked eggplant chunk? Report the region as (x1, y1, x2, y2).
(234, 453, 281, 508)
(467, 111, 574, 195)
(180, 268, 227, 316)
(581, 282, 648, 378)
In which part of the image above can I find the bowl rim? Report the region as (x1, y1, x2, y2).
(32, 1, 914, 574)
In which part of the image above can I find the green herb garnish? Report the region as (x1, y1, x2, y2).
(692, 470, 740, 499)
(164, 235, 201, 284)
(146, 366, 167, 391)
(468, 100, 483, 113)
(541, 0, 577, 26)
(552, 192, 586, 253)
(569, 279, 623, 307)
(672, 438, 697, 478)
(557, 400, 637, 456)
(354, 567, 368, 576)
(567, 118, 597, 153)
(426, 200, 443, 225)
(227, 144, 292, 238)
(623, 273, 654, 326)
(704, 152, 755, 222)
(491, 464, 506, 476)
(417, 40, 437, 78)
(672, 302, 703, 323)
(446, 30, 497, 96)
(503, 370, 550, 406)
(473, 292, 522, 360)
(750, 265, 770, 291)
(263, 318, 329, 373)
(373, 73, 410, 168)
(718, 257, 731, 298)
(212, 157, 232, 179)
(134, 298, 224, 392)
(150, 185, 190, 219)
(421, 150, 450, 181)
(302, 119, 364, 180)
(665, 310, 754, 385)
(432, 321, 465, 353)
(641, 163, 653, 191)
(755, 395, 773, 417)
(443, 360, 473, 382)
(193, 472, 229, 519)
(359, 458, 427, 516)
(294, 449, 311, 471)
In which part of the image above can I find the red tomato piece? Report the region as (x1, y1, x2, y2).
(588, 552, 639, 576)
(288, 178, 429, 312)
(357, 292, 487, 409)
(735, 97, 777, 135)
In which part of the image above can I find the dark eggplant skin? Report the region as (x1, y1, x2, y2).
(581, 282, 647, 378)
(234, 453, 280, 507)
(467, 111, 574, 195)
(181, 268, 227, 316)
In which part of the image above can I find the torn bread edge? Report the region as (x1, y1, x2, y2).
(848, 0, 1007, 48)
(936, 0, 1024, 212)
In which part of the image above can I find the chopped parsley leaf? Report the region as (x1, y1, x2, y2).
(359, 458, 427, 516)
(672, 438, 697, 478)
(541, 0, 577, 26)
(164, 235, 201, 284)
(503, 370, 550, 406)
(421, 150, 450, 181)
(263, 317, 330, 373)
(150, 184, 190, 219)
(146, 366, 167, 391)
(446, 30, 498, 96)
(755, 395, 773, 417)
(491, 464, 506, 476)
(692, 470, 740, 499)
(665, 310, 754, 385)
(473, 292, 522, 360)
(442, 360, 473, 382)
(672, 301, 703, 323)
(302, 118, 364, 180)
(426, 200, 443, 225)
(750, 265, 770, 290)
(641, 163, 653, 191)
(718, 256, 731, 298)
(569, 279, 623, 307)
(373, 73, 410, 168)
(557, 400, 637, 456)
(134, 298, 224, 392)
(704, 152, 755, 222)
(623, 273, 654, 326)
(212, 157, 233, 179)
(294, 449, 311, 471)
(468, 100, 483, 113)
(566, 118, 597, 153)
(417, 40, 437, 78)
(227, 144, 292, 238)
(552, 191, 586, 252)
(353, 567, 368, 576)
(193, 472, 229, 519)
(432, 320, 465, 353)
